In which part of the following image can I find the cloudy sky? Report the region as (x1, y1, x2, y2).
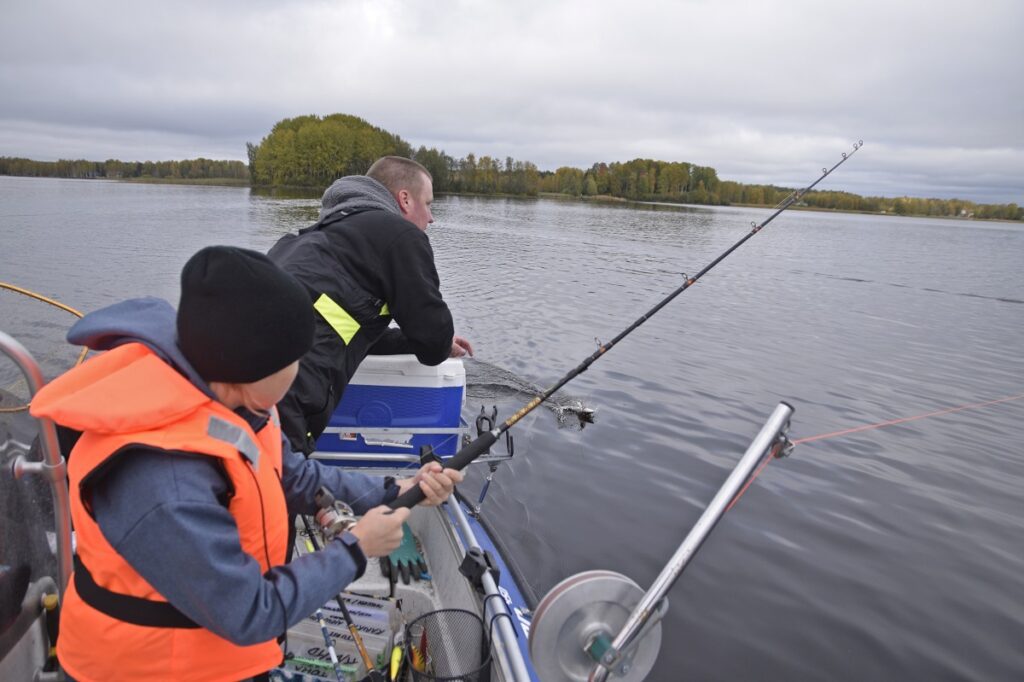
(2, 0, 1022, 203)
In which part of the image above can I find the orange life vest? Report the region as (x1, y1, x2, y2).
(31, 343, 289, 682)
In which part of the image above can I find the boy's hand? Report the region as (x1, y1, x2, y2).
(349, 506, 410, 557)
(397, 462, 464, 506)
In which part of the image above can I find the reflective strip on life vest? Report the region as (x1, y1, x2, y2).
(314, 293, 360, 344)
(379, 302, 389, 316)
(207, 415, 260, 469)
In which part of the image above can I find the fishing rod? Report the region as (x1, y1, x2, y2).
(300, 515, 377, 674)
(391, 140, 863, 509)
(301, 490, 384, 679)
(309, 601, 348, 682)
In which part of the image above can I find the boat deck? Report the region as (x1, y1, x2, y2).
(278, 505, 496, 681)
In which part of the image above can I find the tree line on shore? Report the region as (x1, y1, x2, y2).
(2, 113, 1020, 221)
(535, 161, 1022, 221)
(0, 156, 249, 182)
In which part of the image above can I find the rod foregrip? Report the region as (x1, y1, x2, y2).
(388, 430, 498, 509)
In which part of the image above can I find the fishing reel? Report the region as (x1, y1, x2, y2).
(530, 570, 662, 681)
(313, 486, 356, 541)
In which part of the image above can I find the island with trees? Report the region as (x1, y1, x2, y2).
(2, 113, 1020, 221)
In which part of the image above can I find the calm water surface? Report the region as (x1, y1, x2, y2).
(2, 177, 1023, 680)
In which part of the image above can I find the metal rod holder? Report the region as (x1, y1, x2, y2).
(589, 402, 794, 681)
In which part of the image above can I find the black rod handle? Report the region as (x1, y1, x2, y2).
(388, 430, 498, 509)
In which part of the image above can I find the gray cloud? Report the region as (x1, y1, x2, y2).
(2, 0, 1021, 203)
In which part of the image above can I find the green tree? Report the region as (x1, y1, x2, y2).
(248, 113, 412, 188)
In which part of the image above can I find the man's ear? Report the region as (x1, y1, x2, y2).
(396, 189, 411, 215)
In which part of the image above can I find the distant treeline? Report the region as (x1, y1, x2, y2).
(539, 160, 1023, 221)
(3, 113, 1021, 221)
(0, 156, 249, 181)
(246, 114, 1022, 221)
(410, 148, 541, 196)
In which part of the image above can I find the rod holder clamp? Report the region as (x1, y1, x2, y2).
(776, 434, 795, 458)
(12, 454, 67, 483)
(459, 546, 500, 595)
(585, 598, 667, 672)
(585, 630, 634, 675)
(774, 419, 794, 458)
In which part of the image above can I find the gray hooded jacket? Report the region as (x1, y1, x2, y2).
(318, 175, 401, 223)
(66, 298, 398, 646)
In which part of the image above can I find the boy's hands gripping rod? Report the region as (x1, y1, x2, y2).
(389, 141, 863, 511)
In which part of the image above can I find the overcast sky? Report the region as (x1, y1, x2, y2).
(2, 0, 1022, 203)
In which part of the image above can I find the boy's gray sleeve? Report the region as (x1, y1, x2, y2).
(279, 434, 400, 515)
(91, 448, 366, 646)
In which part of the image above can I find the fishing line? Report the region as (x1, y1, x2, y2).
(727, 441, 784, 512)
(0, 282, 85, 319)
(791, 392, 1024, 446)
(391, 140, 866, 509)
(725, 391, 1024, 510)
(0, 282, 88, 413)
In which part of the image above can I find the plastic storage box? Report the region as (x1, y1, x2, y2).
(313, 355, 466, 468)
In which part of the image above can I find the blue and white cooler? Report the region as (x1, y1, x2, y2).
(311, 354, 467, 469)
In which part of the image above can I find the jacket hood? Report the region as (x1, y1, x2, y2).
(65, 297, 212, 396)
(30, 343, 209, 434)
(29, 298, 216, 433)
(316, 175, 401, 224)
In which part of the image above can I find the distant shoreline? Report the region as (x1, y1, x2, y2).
(549, 193, 1024, 224)
(1, 175, 1019, 224)
(119, 176, 249, 187)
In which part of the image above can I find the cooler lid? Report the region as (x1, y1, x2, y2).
(350, 354, 466, 383)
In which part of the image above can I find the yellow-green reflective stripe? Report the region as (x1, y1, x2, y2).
(379, 303, 389, 316)
(314, 294, 360, 344)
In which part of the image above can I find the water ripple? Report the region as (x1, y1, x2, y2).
(2, 181, 1023, 679)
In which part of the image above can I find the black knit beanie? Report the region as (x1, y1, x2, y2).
(177, 246, 314, 383)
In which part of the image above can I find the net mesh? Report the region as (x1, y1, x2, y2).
(405, 609, 491, 682)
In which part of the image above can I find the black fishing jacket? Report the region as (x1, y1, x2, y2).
(268, 209, 454, 454)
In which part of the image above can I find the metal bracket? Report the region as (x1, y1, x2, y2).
(774, 419, 794, 458)
(459, 546, 501, 595)
(586, 598, 668, 673)
(12, 454, 67, 483)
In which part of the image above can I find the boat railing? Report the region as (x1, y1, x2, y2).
(1, 330, 72, 680)
(1, 330, 73, 597)
(447, 497, 534, 682)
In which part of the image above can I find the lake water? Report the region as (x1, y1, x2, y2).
(2, 176, 1023, 679)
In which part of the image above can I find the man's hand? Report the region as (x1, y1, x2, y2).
(349, 506, 410, 557)
(449, 335, 474, 358)
(397, 462, 464, 506)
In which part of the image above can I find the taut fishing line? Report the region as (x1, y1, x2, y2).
(726, 391, 1024, 510)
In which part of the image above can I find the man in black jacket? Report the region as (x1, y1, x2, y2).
(268, 156, 473, 455)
